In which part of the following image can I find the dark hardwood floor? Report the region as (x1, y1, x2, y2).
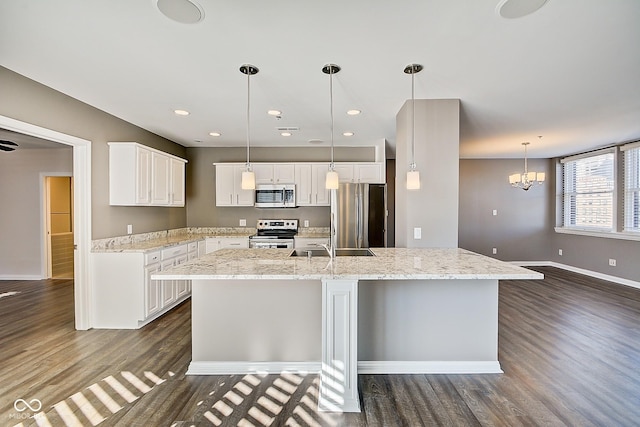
(1, 267, 639, 426)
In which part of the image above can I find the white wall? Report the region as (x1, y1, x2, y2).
(0, 148, 72, 278)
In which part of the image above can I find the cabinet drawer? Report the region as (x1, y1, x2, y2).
(161, 244, 187, 260)
(187, 242, 198, 253)
(145, 250, 161, 265)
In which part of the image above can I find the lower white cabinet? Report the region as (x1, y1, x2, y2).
(205, 236, 250, 254)
(294, 236, 330, 249)
(92, 241, 200, 329)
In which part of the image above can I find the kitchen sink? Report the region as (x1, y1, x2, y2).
(289, 248, 375, 257)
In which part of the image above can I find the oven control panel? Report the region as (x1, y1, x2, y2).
(256, 219, 298, 231)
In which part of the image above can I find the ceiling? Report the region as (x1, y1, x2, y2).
(0, 129, 70, 150)
(1, 0, 639, 159)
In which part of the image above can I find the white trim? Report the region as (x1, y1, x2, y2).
(560, 146, 616, 163)
(620, 141, 640, 151)
(554, 227, 640, 242)
(0, 115, 92, 330)
(511, 261, 640, 290)
(357, 361, 503, 374)
(186, 361, 321, 375)
(0, 275, 45, 280)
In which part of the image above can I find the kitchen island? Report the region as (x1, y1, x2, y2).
(153, 247, 542, 412)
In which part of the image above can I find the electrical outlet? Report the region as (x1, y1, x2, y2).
(127, 224, 133, 235)
(558, 249, 563, 256)
(492, 209, 498, 216)
(609, 258, 617, 267)
(304, 220, 309, 228)
(492, 247, 497, 255)
(414, 227, 422, 239)
(239, 219, 246, 227)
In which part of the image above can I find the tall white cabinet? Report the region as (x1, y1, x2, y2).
(109, 142, 187, 207)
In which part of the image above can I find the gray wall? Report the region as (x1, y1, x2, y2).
(459, 158, 553, 261)
(0, 66, 187, 239)
(185, 146, 374, 227)
(396, 99, 460, 248)
(0, 148, 72, 278)
(459, 158, 639, 282)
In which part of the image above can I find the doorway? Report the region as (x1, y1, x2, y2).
(0, 114, 92, 330)
(46, 176, 74, 279)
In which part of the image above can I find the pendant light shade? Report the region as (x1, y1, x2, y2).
(323, 64, 341, 190)
(240, 64, 258, 190)
(404, 64, 422, 190)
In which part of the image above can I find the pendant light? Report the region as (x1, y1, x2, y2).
(404, 64, 422, 190)
(323, 64, 341, 190)
(240, 64, 258, 190)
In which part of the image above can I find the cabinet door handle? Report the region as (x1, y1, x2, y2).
(229, 194, 233, 204)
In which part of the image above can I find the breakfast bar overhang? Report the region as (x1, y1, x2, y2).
(153, 248, 543, 412)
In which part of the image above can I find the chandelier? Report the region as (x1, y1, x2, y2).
(509, 139, 545, 190)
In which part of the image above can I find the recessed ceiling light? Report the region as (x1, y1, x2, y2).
(174, 109, 190, 116)
(157, 0, 205, 24)
(347, 109, 361, 115)
(268, 110, 282, 116)
(281, 132, 292, 137)
(343, 132, 354, 137)
(209, 132, 221, 137)
(496, 0, 548, 19)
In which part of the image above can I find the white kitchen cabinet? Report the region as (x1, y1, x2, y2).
(333, 164, 355, 183)
(170, 158, 186, 206)
(295, 163, 331, 206)
(334, 163, 384, 183)
(109, 142, 187, 207)
(253, 163, 296, 184)
(215, 163, 254, 207)
(294, 236, 330, 249)
(356, 163, 384, 183)
(205, 236, 249, 254)
(92, 240, 201, 329)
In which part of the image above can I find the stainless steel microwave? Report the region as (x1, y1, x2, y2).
(255, 184, 296, 208)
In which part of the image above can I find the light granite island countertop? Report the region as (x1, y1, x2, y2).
(153, 247, 543, 413)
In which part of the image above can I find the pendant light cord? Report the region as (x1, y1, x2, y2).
(246, 70, 251, 169)
(411, 70, 415, 170)
(330, 67, 335, 169)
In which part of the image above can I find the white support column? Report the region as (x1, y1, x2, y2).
(319, 279, 360, 413)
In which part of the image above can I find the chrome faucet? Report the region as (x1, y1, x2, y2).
(321, 242, 335, 259)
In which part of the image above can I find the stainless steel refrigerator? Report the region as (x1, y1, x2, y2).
(334, 182, 387, 248)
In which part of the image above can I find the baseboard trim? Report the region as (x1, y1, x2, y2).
(512, 261, 640, 290)
(357, 360, 503, 374)
(186, 360, 504, 375)
(0, 275, 44, 281)
(186, 361, 322, 375)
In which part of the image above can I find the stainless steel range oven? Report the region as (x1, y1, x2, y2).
(249, 219, 298, 249)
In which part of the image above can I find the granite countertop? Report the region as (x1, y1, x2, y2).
(92, 228, 256, 253)
(152, 247, 544, 281)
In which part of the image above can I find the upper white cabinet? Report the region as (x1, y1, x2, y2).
(253, 163, 296, 184)
(214, 163, 254, 206)
(295, 163, 330, 206)
(335, 163, 384, 183)
(109, 142, 187, 207)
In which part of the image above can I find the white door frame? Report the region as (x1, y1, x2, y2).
(0, 115, 92, 330)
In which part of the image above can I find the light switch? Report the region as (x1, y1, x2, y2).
(492, 209, 498, 216)
(239, 219, 247, 226)
(414, 227, 422, 239)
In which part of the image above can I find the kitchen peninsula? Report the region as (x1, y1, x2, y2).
(153, 247, 542, 412)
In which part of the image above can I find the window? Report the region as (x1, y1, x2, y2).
(561, 149, 615, 231)
(622, 142, 640, 232)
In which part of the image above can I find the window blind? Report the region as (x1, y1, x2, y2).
(623, 144, 640, 232)
(562, 152, 615, 231)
